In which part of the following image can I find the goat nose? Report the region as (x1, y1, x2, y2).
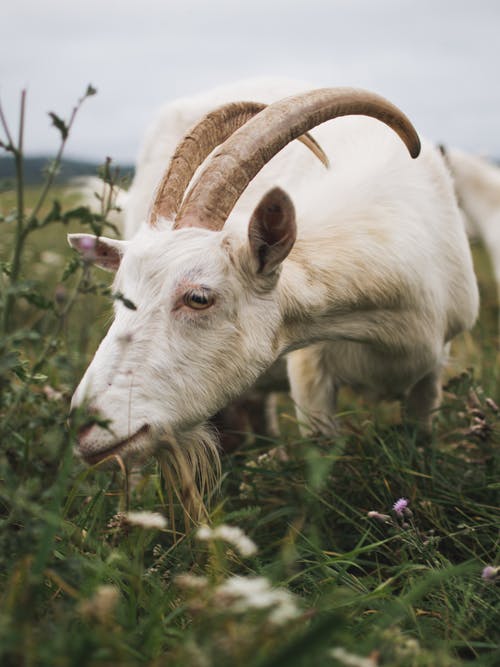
(68, 404, 99, 440)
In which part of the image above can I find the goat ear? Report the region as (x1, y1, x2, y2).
(248, 187, 296, 275)
(67, 234, 127, 272)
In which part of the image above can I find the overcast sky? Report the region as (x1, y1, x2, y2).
(2, 0, 500, 164)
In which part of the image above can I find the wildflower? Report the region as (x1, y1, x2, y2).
(393, 498, 409, 516)
(175, 573, 209, 590)
(330, 647, 377, 666)
(380, 626, 421, 657)
(78, 585, 119, 624)
(107, 513, 125, 530)
(40, 250, 63, 266)
(196, 524, 258, 557)
(123, 511, 167, 530)
(466, 416, 491, 440)
(485, 397, 499, 413)
(481, 565, 499, 581)
(215, 575, 299, 625)
(268, 592, 301, 625)
(43, 385, 64, 401)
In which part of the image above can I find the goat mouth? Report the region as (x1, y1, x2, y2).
(81, 424, 151, 466)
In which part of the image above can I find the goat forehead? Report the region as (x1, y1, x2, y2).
(126, 227, 226, 262)
(115, 229, 233, 296)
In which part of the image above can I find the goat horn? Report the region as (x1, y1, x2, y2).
(150, 102, 329, 225)
(174, 87, 421, 231)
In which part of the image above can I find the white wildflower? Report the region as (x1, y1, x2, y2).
(267, 590, 301, 625)
(330, 647, 377, 667)
(123, 511, 167, 530)
(78, 585, 119, 623)
(217, 576, 274, 609)
(40, 250, 63, 266)
(196, 525, 213, 541)
(213, 525, 258, 557)
(215, 575, 300, 625)
(43, 385, 64, 401)
(175, 573, 209, 590)
(196, 523, 257, 557)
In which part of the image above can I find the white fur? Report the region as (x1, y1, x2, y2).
(69, 78, 479, 501)
(442, 148, 500, 285)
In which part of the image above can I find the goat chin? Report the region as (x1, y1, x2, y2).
(78, 416, 221, 524)
(76, 423, 154, 467)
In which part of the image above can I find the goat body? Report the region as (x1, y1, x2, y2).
(441, 147, 500, 285)
(68, 79, 479, 499)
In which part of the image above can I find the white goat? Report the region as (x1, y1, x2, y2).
(439, 146, 500, 287)
(68, 79, 479, 514)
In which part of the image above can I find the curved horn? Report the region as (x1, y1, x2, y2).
(174, 87, 421, 231)
(150, 102, 329, 225)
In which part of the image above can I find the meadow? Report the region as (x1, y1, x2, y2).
(0, 93, 499, 666)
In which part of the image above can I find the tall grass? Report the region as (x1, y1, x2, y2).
(0, 90, 499, 667)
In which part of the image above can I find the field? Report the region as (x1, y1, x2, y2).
(1, 150, 500, 665)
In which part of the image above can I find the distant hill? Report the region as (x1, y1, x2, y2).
(0, 156, 134, 187)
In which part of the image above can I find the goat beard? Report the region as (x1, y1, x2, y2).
(155, 422, 221, 528)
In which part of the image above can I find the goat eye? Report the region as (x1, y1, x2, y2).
(183, 289, 214, 310)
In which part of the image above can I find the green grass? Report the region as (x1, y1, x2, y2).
(1, 183, 499, 667)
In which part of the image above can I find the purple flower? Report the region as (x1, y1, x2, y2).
(392, 498, 409, 516)
(481, 565, 498, 581)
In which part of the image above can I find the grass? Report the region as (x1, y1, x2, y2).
(1, 176, 500, 666)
